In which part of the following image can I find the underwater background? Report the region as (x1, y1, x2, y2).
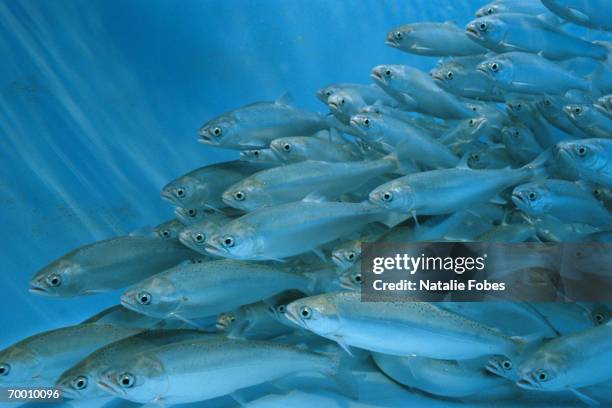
(2, 1, 612, 407)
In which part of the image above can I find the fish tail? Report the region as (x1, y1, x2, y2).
(521, 148, 552, 180)
(325, 349, 362, 399)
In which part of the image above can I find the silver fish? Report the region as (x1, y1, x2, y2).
(386, 22, 487, 56)
(29, 234, 197, 297)
(270, 134, 363, 163)
(466, 13, 606, 60)
(555, 138, 612, 188)
(0, 324, 141, 388)
(502, 125, 543, 165)
(316, 83, 398, 106)
(178, 213, 235, 254)
(432, 56, 505, 101)
(564, 103, 612, 139)
(541, 0, 612, 31)
(239, 148, 284, 165)
(199, 95, 331, 149)
(371, 64, 475, 119)
(161, 160, 270, 211)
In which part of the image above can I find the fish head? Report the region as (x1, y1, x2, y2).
(477, 56, 513, 85)
(349, 113, 384, 140)
(153, 220, 184, 240)
(161, 176, 203, 208)
(555, 140, 608, 173)
(316, 85, 339, 104)
(270, 137, 308, 162)
(595, 95, 612, 115)
(465, 17, 506, 45)
(199, 117, 236, 146)
(331, 241, 361, 270)
(98, 354, 168, 403)
(222, 182, 261, 212)
(339, 265, 363, 291)
(56, 363, 101, 400)
(205, 223, 262, 260)
(517, 351, 566, 391)
(431, 65, 463, 90)
(369, 181, 414, 212)
(512, 182, 551, 216)
(502, 125, 535, 147)
(505, 97, 534, 120)
(178, 223, 216, 253)
(485, 355, 517, 381)
(371, 65, 404, 90)
(475, 2, 501, 17)
(0, 346, 41, 387)
(535, 95, 561, 117)
(285, 294, 341, 336)
(121, 276, 181, 318)
(385, 25, 413, 49)
(174, 207, 207, 225)
(328, 90, 359, 116)
(563, 104, 590, 125)
(29, 258, 82, 297)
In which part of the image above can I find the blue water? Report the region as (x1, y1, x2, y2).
(0, 0, 482, 343)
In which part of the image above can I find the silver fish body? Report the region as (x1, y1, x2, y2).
(386, 22, 487, 56)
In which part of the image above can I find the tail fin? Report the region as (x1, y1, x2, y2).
(383, 152, 419, 175)
(522, 148, 552, 179)
(325, 350, 363, 400)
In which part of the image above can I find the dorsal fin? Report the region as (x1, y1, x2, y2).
(276, 92, 294, 106)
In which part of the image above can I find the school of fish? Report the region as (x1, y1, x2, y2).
(4, 1, 612, 407)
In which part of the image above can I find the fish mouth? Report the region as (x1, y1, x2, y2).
(516, 378, 540, 390)
(370, 70, 386, 84)
(28, 282, 51, 296)
(97, 378, 126, 397)
(283, 308, 303, 328)
(331, 254, 347, 269)
(204, 243, 228, 258)
(160, 190, 176, 204)
(58, 386, 79, 400)
(119, 292, 139, 312)
(465, 24, 479, 38)
(328, 101, 340, 111)
(511, 193, 525, 207)
(484, 362, 503, 376)
(431, 71, 445, 83)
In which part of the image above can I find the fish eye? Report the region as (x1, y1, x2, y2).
(535, 370, 549, 382)
(194, 233, 205, 243)
(283, 143, 292, 152)
(233, 191, 245, 201)
(490, 62, 499, 72)
(363, 118, 371, 127)
(468, 119, 475, 127)
(212, 127, 223, 137)
(394, 31, 402, 40)
(574, 106, 583, 115)
(353, 273, 362, 284)
(471, 154, 480, 162)
(502, 360, 513, 370)
(175, 188, 186, 198)
(118, 372, 135, 388)
(514, 129, 520, 137)
(187, 209, 197, 217)
(137, 291, 152, 305)
(253, 150, 260, 157)
(479, 22, 488, 31)
(325, 90, 332, 97)
(347, 251, 356, 260)
(528, 191, 538, 201)
(446, 71, 454, 80)
(47, 274, 62, 287)
(544, 99, 551, 106)
(277, 305, 286, 314)
(0, 363, 10, 376)
(160, 230, 170, 239)
(593, 188, 602, 198)
(384, 69, 392, 77)
(486, 7, 494, 14)
(381, 191, 393, 202)
(72, 376, 88, 390)
(576, 145, 588, 157)
(222, 236, 235, 248)
(339, 98, 345, 106)
(594, 313, 606, 324)
(300, 306, 312, 319)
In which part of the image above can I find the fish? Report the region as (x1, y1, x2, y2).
(286, 291, 529, 359)
(371, 64, 475, 119)
(349, 113, 458, 169)
(477, 52, 591, 95)
(502, 125, 543, 165)
(595, 94, 612, 117)
(517, 322, 612, 405)
(512, 179, 612, 227)
(359, 104, 451, 135)
(204, 200, 406, 260)
(385, 22, 487, 56)
(216, 301, 294, 340)
(0, 324, 141, 388)
(564, 103, 612, 139)
(55, 329, 211, 400)
(161, 160, 270, 211)
(29, 234, 197, 297)
(439, 116, 506, 152)
(466, 14, 607, 60)
(269, 134, 363, 163)
(368, 152, 548, 216)
(178, 213, 235, 254)
(239, 148, 284, 165)
(555, 138, 612, 188)
(152, 219, 185, 240)
(331, 223, 388, 270)
(468, 144, 515, 169)
(541, 0, 612, 31)
(593, 185, 612, 211)
(505, 97, 565, 150)
(431, 56, 505, 101)
(97, 338, 351, 404)
(536, 95, 590, 137)
(80, 305, 173, 330)
(316, 83, 398, 106)
(221, 156, 410, 212)
(120, 260, 323, 321)
(373, 353, 510, 399)
(327, 89, 368, 124)
(476, 0, 558, 19)
(199, 94, 331, 149)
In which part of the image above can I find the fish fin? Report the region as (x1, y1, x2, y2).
(511, 332, 542, 348)
(570, 388, 600, 406)
(402, 94, 418, 107)
(313, 129, 330, 141)
(520, 302, 561, 337)
(457, 153, 470, 169)
(392, 143, 421, 175)
(522, 148, 552, 179)
(327, 349, 361, 400)
(276, 92, 294, 106)
(334, 336, 354, 356)
(229, 391, 249, 407)
(566, 8, 591, 24)
(489, 194, 507, 205)
(170, 313, 205, 330)
(303, 192, 329, 203)
(203, 203, 225, 214)
(311, 247, 327, 263)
